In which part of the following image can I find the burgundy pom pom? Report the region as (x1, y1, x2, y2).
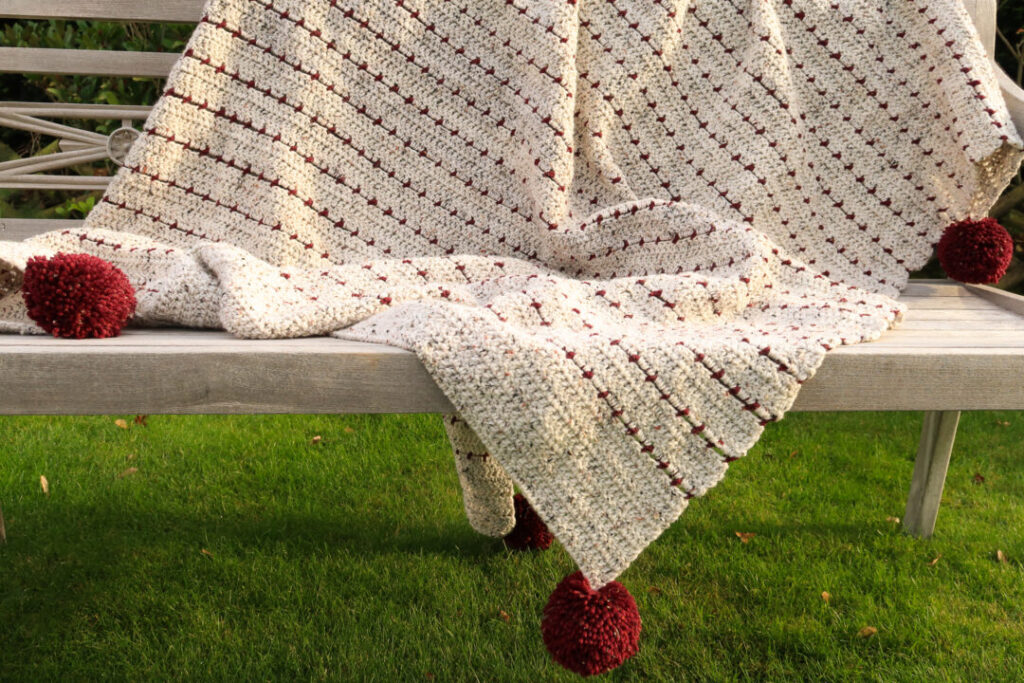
(541, 571, 642, 677)
(503, 493, 553, 551)
(936, 217, 1014, 284)
(22, 252, 136, 339)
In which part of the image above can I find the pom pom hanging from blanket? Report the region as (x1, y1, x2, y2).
(541, 571, 642, 677)
(503, 493, 554, 551)
(936, 218, 1014, 284)
(22, 253, 136, 339)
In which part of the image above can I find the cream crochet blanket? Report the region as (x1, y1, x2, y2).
(2, 0, 1022, 587)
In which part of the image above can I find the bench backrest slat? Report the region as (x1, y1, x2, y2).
(0, 218, 84, 242)
(0, 47, 178, 78)
(0, 0, 202, 23)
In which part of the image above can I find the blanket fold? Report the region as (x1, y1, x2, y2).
(2, 0, 1021, 588)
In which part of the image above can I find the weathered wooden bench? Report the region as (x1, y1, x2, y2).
(1, 0, 1023, 540)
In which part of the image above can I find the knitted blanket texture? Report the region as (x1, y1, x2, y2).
(2, 0, 1022, 587)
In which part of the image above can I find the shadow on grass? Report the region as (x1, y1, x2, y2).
(0, 498, 515, 645)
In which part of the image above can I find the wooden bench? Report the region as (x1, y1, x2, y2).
(1, 0, 1023, 541)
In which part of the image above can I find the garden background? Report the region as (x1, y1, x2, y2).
(2, 5, 1024, 680)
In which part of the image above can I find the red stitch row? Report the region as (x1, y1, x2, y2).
(778, 3, 952, 207)
(195, 18, 558, 237)
(767, 2, 958, 238)
(522, 299, 690, 485)
(122, 158, 382, 256)
(659, 2, 898, 278)
(663, 2, 910, 284)
(393, 0, 573, 182)
(434, 0, 575, 98)
(199, 16, 561, 197)
(159, 85, 531, 259)
(528, 280, 750, 463)
(142, 123, 343, 254)
(60, 230, 174, 256)
(99, 196, 221, 244)
(903, 0, 1009, 138)
(250, 0, 519, 143)
(576, 30, 684, 202)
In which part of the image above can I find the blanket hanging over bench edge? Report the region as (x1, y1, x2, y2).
(1, 0, 1022, 591)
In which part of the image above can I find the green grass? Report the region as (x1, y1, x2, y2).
(1, 410, 1023, 681)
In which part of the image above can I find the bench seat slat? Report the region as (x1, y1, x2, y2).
(0, 343, 455, 414)
(1, 338, 1020, 414)
(902, 308, 1020, 321)
(854, 331, 1024, 348)
(1, 283, 1022, 414)
(898, 318, 1024, 331)
(792, 351, 1024, 411)
(891, 296, 1007, 310)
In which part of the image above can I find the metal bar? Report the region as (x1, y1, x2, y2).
(0, 147, 109, 175)
(58, 139, 97, 152)
(0, 112, 108, 144)
(0, 174, 111, 190)
(0, 102, 153, 119)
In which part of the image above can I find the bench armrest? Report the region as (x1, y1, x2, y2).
(996, 66, 1024, 135)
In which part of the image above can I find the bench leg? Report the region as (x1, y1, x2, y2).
(903, 410, 961, 538)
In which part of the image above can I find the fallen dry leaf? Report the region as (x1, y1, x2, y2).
(789, 450, 799, 458)
(201, 549, 214, 558)
(886, 516, 900, 524)
(40, 475, 49, 496)
(117, 467, 138, 479)
(735, 531, 756, 543)
(126, 453, 136, 461)
(995, 420, 1010, 427)
(927, 554, 942, 567)
(310, 435, 323, 445)
(0, 502, 6, 544)
(343, 426, 355, 434)
(425, 674, 435, 681)
(973, 473, 986, 484)
(114, 419, 129, 430)
(821, 591, 831, 604)
(134, 415, 148, 426)
(997, 549, 1008, 564)
(498, 610, 511, 622)
(857, 626, 878, 638)
(648, 585, 663, 595)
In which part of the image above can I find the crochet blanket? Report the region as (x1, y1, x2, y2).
(2, 0, 1022, 588)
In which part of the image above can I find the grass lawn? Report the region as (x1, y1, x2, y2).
(1, 410, 1023, 681)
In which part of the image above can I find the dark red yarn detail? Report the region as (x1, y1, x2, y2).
(22, 252, 136, 339)
(936, 218, 1014, 284)
(541, 571, 641, 677)
(503, 493, 553, 551)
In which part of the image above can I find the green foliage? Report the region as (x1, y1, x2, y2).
(53, 194, 95, 219)
(996, 0, 1024, 83)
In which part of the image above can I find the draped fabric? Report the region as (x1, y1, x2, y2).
(2, 0, 1021, 587)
